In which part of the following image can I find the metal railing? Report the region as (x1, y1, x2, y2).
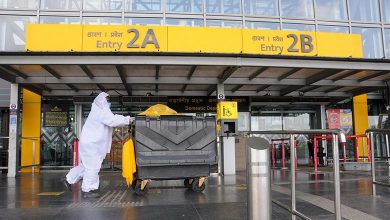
(248, 129, 344, 220)
(366, 129, 390, 196)
(0, 136, 9, 170)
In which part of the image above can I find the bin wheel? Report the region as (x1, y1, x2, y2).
(191, 178, 206, 193)
(134, 180, 149, 196)
(184, 178, 194, 188)
(131, 179, 137, 190)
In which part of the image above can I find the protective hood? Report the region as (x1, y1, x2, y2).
(93, 92, 110, 109)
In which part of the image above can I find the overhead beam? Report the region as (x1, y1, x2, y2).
(248, 67, 268, 80)
(21, 84, 42, 95)
(181, 84, 188, 93)
(358, 71, 389, 82)
(3, 55, 390, 71)
(41, 65, 61, 79)
(96, 84, 106, 92)
(80, 65, 95, 79)
(323, 86, 343, 93)
(300, 85, 321, 93)
(219, 66, 239, 83)
(231, 85, 244, 93)
(42, 89, 354, 98)
(0, 67, 16, 83)
(278, 68, 301, 81)
(256, 85, 271, 93)
(332, 70, 361, 81)
(306, 69, 343, 85)
(1, 65, 28, 79)
(115, 65, 132, 96)
(187, 65, 197, 80)
(348, 87, 384, 96)
(15, 76, 386, 87)
(66, 84, 79, 92)
(155, 65, 160, 80)
(207, 85, 217, 96)
(280, 85, 305, 96)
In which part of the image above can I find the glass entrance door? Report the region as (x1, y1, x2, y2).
(251, 105, 320, 165)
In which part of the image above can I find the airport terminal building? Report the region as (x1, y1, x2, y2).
(0, 0, 389, 175)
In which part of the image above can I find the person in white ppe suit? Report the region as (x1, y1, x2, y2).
(63, 92, 133, 198)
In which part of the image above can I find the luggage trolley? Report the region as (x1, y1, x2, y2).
(131, 115, 217, 195)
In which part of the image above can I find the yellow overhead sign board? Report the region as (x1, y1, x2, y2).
(26, 24, 363, 58)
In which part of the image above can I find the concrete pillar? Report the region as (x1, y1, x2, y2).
(7, 84, 19, 178)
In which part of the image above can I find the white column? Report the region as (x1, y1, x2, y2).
(320, 104, 327, 166)
(7, 84, 19, 178)
(223, 136, 236, 175)
(75, 104, 83, 138)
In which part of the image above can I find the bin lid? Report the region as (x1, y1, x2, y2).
(247, 137, 270, 150)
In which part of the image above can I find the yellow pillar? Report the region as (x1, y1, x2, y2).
(353, 94, 369, 160)
(21, 89, 41, 172)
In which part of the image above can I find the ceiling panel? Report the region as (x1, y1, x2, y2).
(257, 67, 292, 78)
(87, 65, 118, 76)
(192, 66, 225, 77)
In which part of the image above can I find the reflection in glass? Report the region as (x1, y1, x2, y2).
(281, 0, 314, 18)
(244, 0, 278, 17)
(166, 18, 204, 26)
(245, 21, 280, 30)
(166, 0, 202, 13)
(381, 0, 390, 22)
(207, 0, 241, 14)
(315, 0, 347, 20)
(40, 0, 81, 10)
(0, 16, 36, 51)
(126, 17, 162, 25)
(318, 25, 349, 33)
(349, 0, 380, 22)
(0, 0, 37, 9)
(127, 0, 161, 11)
(352, 27, 383, 58)
(206, 20, 242, 28)
(384, 29, 390, 58)
(84, 0, 122, 11)
(83, 17, 122, 25)
(283, 23, 315, 31)
(40, 16, 80, 24)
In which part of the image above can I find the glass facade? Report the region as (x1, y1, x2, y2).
(0, 0, 388, 59)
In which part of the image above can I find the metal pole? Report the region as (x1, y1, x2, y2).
(386, 134, 390, 165)
(32, 141, 36, 174)
(282, 141, 286, 169)
(246, 137, 271, 220)
(355, 137, 359, 162)
(369, 132, 376, 196)
(271, 140, 275, 168)
(290, 134, 296, 220)
(342, 142, 346, 163)
(314, 137, 318, 172)
(332, 134, 341, 220)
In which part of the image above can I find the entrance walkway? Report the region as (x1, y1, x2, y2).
(0, 169, 389, 220)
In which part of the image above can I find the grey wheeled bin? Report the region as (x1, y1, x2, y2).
(132, 115, 217, 195)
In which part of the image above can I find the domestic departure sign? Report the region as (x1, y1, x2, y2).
(25, 24, 363, 58)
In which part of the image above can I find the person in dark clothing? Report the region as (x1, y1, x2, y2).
(307, 139, 314, 166)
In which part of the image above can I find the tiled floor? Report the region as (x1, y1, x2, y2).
(1, 166, 390, 220)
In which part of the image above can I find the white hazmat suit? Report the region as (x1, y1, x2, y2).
(66, 92, 132, 192)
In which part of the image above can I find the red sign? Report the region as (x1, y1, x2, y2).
(328, 109, 341, 129)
